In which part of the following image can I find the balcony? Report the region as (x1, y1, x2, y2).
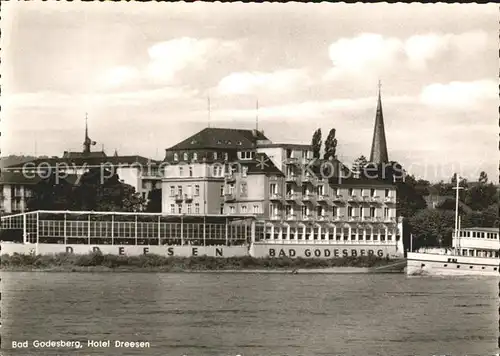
(224, 193, 236, 202)
(317, 195, 331, 204)
(174, 194, 184, 202)
(302, 214, 316, 221)
(269, 192, 282, 201)
(285, 192, 302, 201)
(348, 216, 360, 222)
(384, 196, 395, 204)
(384, 216, 397, 223)
(286, 214, 298, 221)
(224, 172, 236, 182)
(270, 214, 281, 221)
(317, 215, 327, 221)
(285, 174, 298, 182)
(332, 195, 344, 202)
(347, 195, 361, 203)
(331, 215, 345, 222)
(184, 194, 193, 202)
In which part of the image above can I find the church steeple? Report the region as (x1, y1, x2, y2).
(83, 113, 96, 154)
(369, 81, 389, 164)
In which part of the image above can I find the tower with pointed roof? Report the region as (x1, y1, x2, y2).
(369, 81, 389, 164)
(83, 113, 96, 154)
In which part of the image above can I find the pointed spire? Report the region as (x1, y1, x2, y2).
(114, 149, 118, 157)
(83, 113, 91, 153)
(369, 81, 389, 164)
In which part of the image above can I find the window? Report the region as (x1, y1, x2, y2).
(371, 188, 375, 197)
(170, 186, 175, 197)
(224, 153, 228, 161)
(195, 185, 200, 196)
(170, 204, 175, 213)
(179, 166, 184, 176)
(220, 204, 224, 214)
(332, 206, 338, 217)
(317, 185, 324, 196)
(240, 182, 247, 195)
(332, 187, 338, 196)
(370, 207, 376, 217)
(317, 206, 323, 216)
(359, 207, 363, 217)
(241, 205, 247, 213)
(186, 203, 192, 214)
(174, 153, 179, 161)
(193, 152, 198, 161)
(177, 186, 183, 196)
(195, 203, 200, 214)
(348, 206, 353, 217)
(384, 208, 389, 218)
(229, 206, 235, 214)
(385, 189, 390, 197)
(220, 186, 224, 197)
(183, 153, 188, 161)
(349, 188, 354, 196)
(242, 166, 248, 177)
(177, 204, 182, 214)
(213, 152, 218, 160)
(189, 167, 193, 177)
(253, 205, 260, 214)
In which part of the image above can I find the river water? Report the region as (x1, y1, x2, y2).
(1, 272, 498, 356)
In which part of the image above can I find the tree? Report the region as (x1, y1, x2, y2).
(146, 188, 162, 213)
(395, 174, 428, 218)
(27, 173, 74, 211)
(72, 168, 146, 212)
(464, 182, 498, 212)
(409, 208, 456, 248)
(352, 155, 368, 177)
(478, 171, 488, 184)
(311, 128, 322, 159)
(323, 128, 337, 161)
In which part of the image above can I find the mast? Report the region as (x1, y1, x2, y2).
(452, 174, 464, 255)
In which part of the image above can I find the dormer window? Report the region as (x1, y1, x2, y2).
(183, 152, 188, 161)
(237, 141, 242, 145)
(173, 153, 179, 162)
(227, 140, 232, 145)
(193, 152, 198, 161)
(217, 140, 222, 145)
(213, 152, 218, 160)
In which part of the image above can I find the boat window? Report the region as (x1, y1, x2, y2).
(469, 266, 473, 269)
(420, 264, 425, 267)
(456, 265, 460, 268)
(443, 264, 447, 267)
(482, 267, 485, 269)
(494, 268, 498, 271)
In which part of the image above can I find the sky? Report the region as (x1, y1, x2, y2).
(1, 2, 498, 183)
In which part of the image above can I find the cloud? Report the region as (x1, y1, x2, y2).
(327, 34, 402, 77)
(419, 80, 496, 109)
(324, 31, 490, 79)
(100, 66, 140, 87)
(146, 37, 238, 84)
(97, 37, 239, 88)
(216, 95, 413, 120)
(3, 86, 198, 110)
(216, 69, 311, 95)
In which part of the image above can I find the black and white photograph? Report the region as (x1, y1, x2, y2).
(0, 2, 498, 355)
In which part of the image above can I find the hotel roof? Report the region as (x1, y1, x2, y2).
(166, 127, 269, 151)
(5, 155, 160, 170)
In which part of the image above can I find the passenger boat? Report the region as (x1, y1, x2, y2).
(406, 177, 499, 277)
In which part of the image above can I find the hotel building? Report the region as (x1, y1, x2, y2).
(161, 86, 403, 251)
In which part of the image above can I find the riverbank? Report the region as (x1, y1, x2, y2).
(1, 252, 406, 273)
